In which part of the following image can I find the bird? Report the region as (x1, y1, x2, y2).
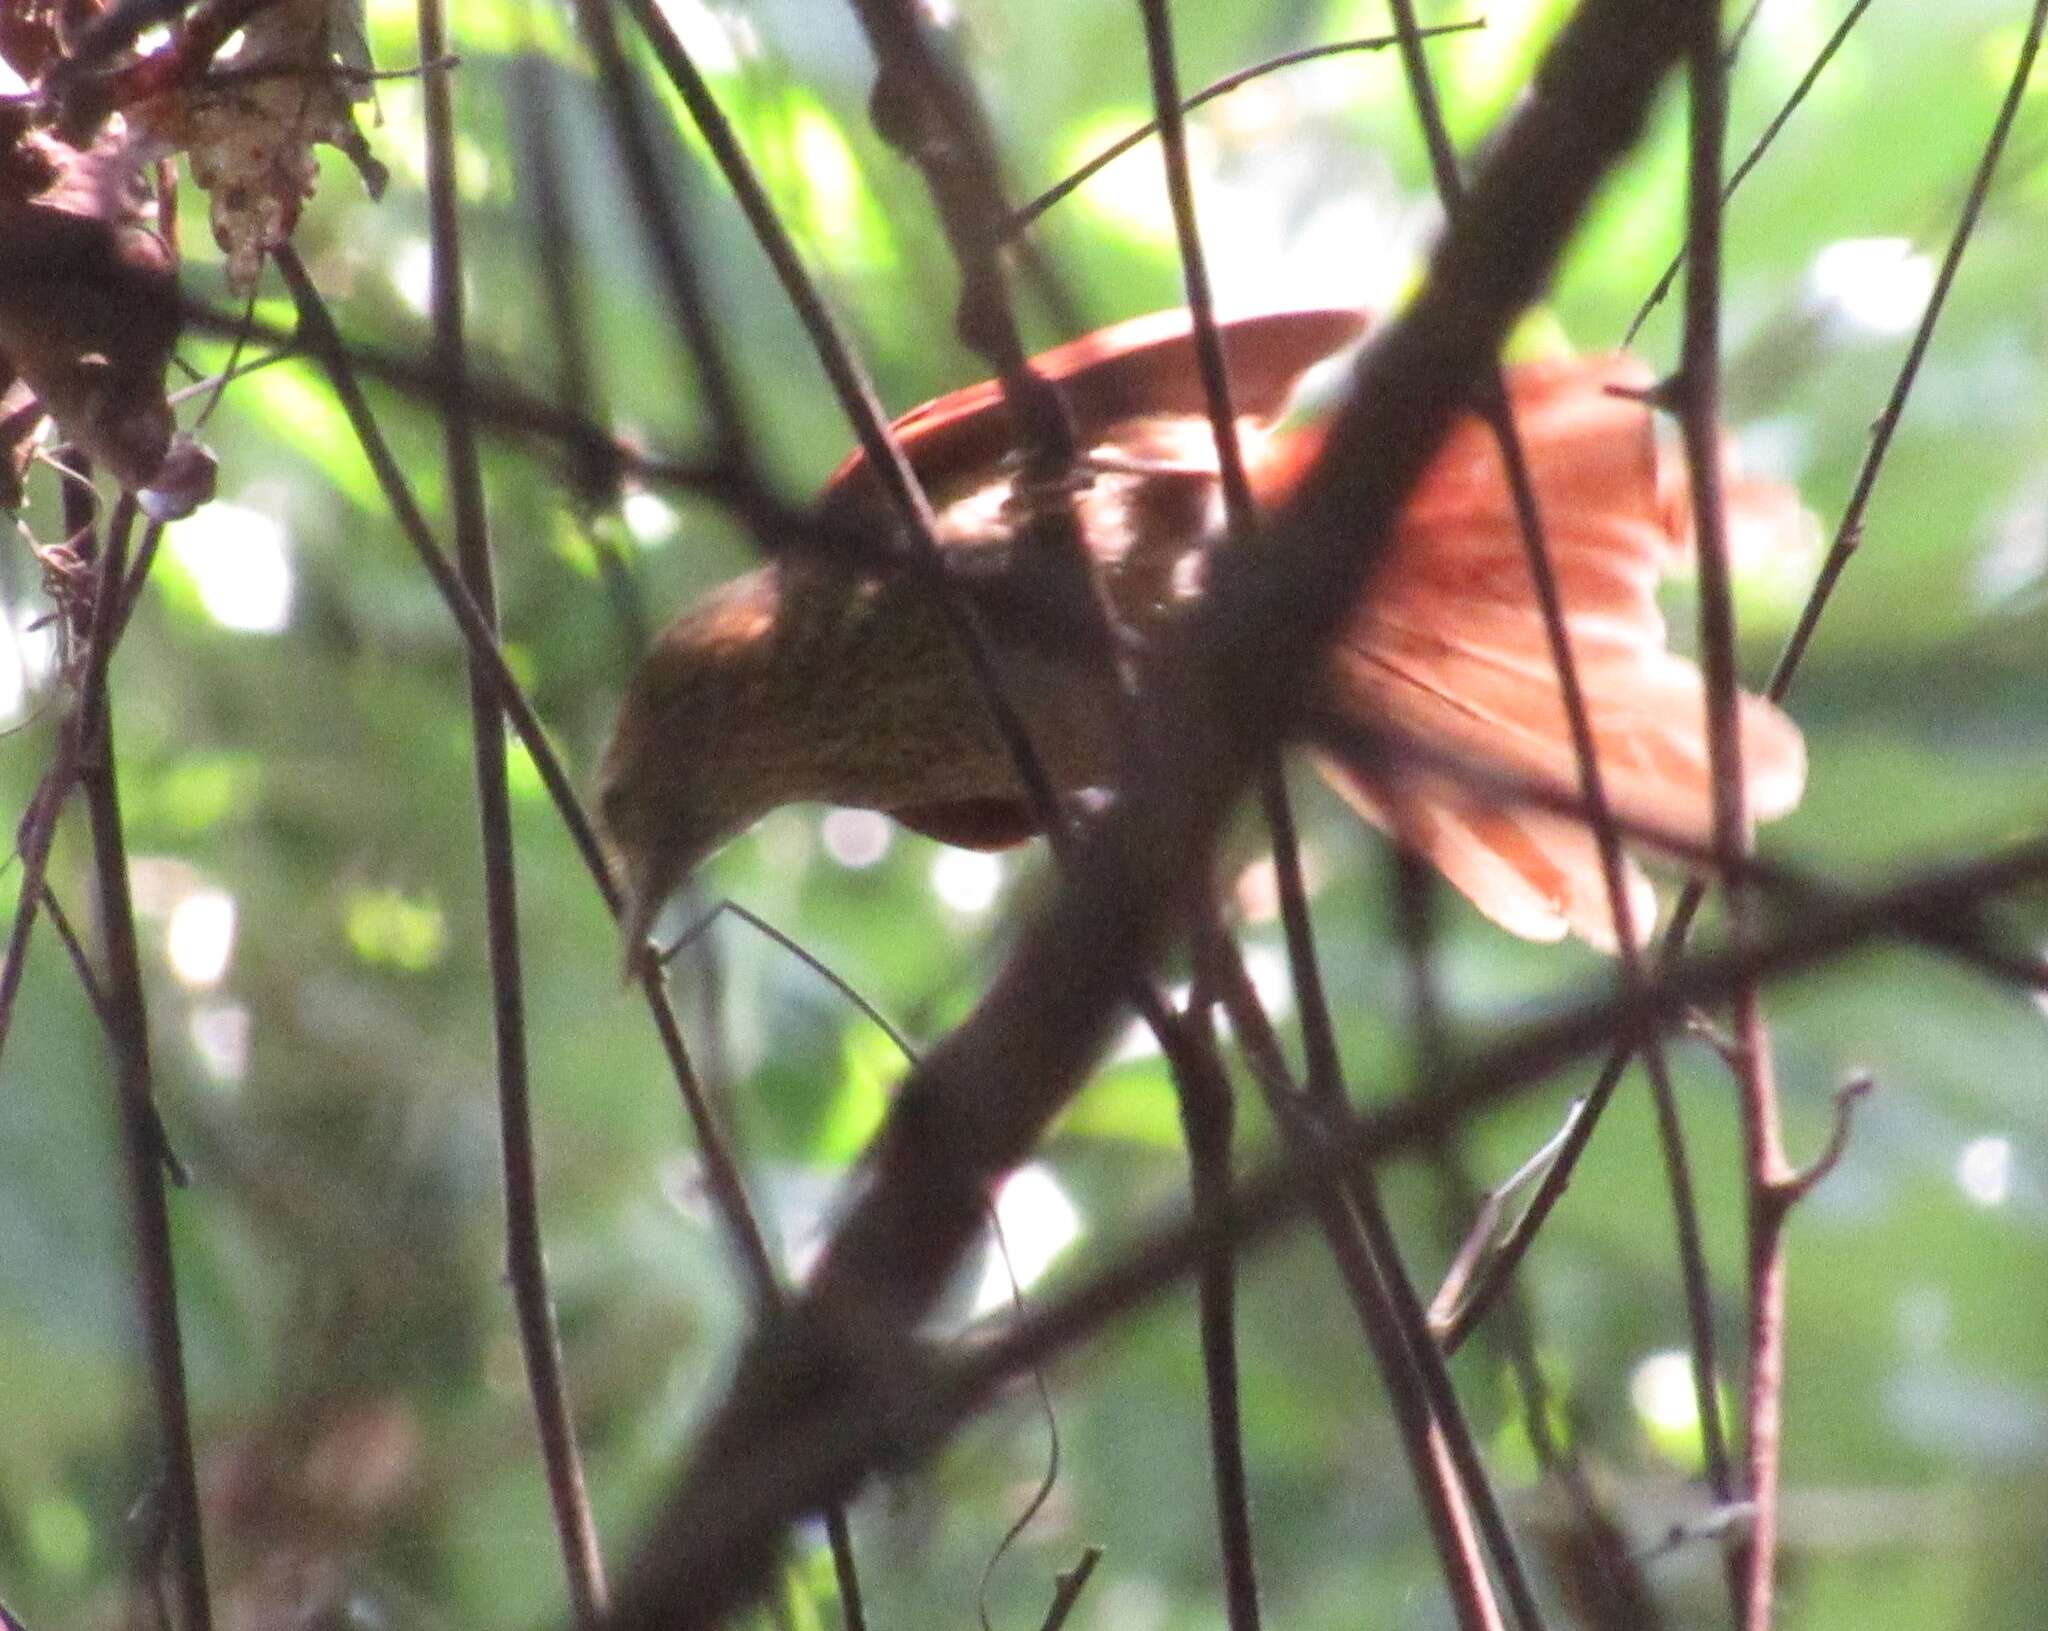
(597, 306, 1808, 961)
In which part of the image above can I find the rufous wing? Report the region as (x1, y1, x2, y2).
(820, 307, 1368, 519)
(1298, 354, 1810, 950)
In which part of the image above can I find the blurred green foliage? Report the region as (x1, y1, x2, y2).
(4, 1, 2048, 1628)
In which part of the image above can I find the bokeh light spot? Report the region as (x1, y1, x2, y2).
(821, 808, 892, 870)
(1630, 1349, 1709, 1471)
(973, 1163, 1084, 1317)
(168, 502, 294, 633)
(166, 889, 236, 988)
(931, 848, 1003, 915)
(622, 490, 680, 546)
(1810, 237, 1935, 335)
(1956, 1136, 2012, 1209)
(189, 1002, 252, 1087)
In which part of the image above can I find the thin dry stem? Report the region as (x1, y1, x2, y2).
(1383, 0, 1737, 1585)
(416, 13, 608, 1618)
(1672, 11, 1785, 1621)
(267, 248, 790, 1353)
(68, 485, 214, 1631)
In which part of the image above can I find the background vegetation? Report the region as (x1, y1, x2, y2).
(3, 0, 2047, 1628)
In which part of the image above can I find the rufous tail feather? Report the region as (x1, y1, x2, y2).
(1282, 353, 1810, 950)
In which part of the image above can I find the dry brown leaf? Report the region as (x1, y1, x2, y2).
(126, 0, 385, 292)
(0, 118, 185, 499)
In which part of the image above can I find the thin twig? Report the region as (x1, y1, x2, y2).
(112, 520, 166, 647)
(1383, 0, 1737, 1584)
(1776, 1072, 1872, 1206)
(268, 247, 788, 1319)
(1036, 1547, 1103, 1631)
(1006, 22, 1485, 236)
(415, 19, 608, 1619)
(1195, 923, 1514, 1631)
(1428, 1103, 1583, 1336)
(509, 50, 642, 650)
(1669, 12, 1785, 1622)
(973, 1249, 1064, 1631)
(1131, 7, 1270, 1624)
(34, 878, 188, 1186)
(0, 753, 76, 1074)
(507, 53, 603, 495)
(1173, 997, 1261, 1631)
(1625, 0, 1880, 346)
(67, 483, 213, 1631)
(178, 300, 804, 536)
(36, 879, 111, 1023)
(565, 0, 755, 481)
(1769, 0, 2044, 698)
(190, 52, 458, 91)
(163, 345, 297, 408)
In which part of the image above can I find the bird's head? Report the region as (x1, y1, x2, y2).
(597, 569, 792, 971)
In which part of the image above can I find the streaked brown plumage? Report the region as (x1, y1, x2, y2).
(598, 307, 1808, 956)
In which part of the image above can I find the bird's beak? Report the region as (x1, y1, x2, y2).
(619, 891, 659, 987)
(615, 855, 670, 988)
(611, 836, 715, 987)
